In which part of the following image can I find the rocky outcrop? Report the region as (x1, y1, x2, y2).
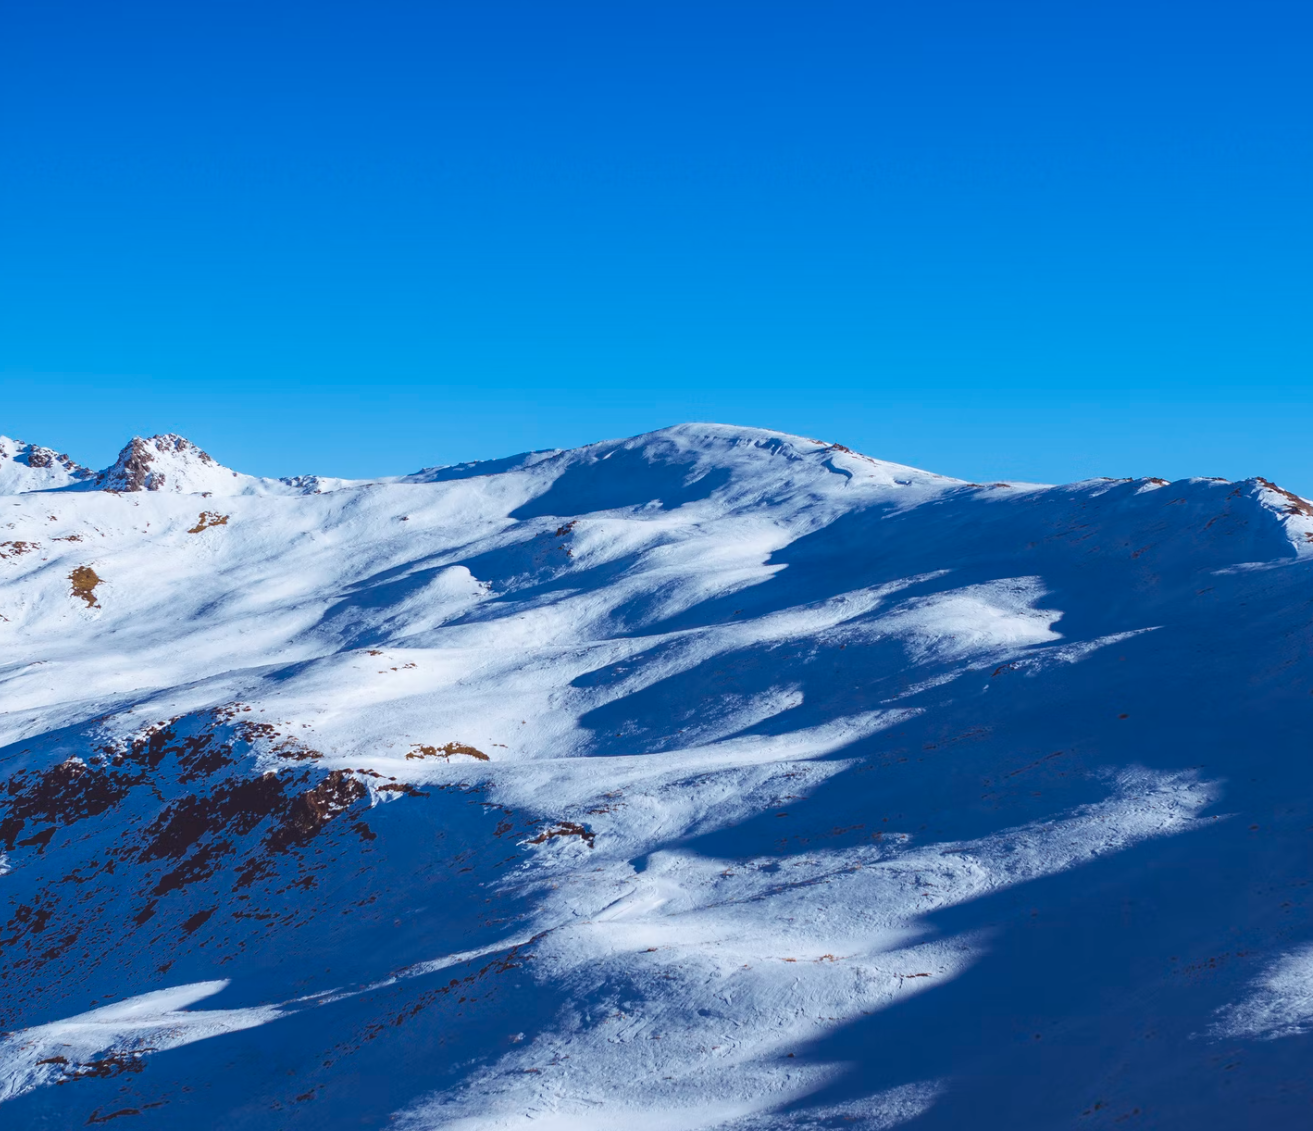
(97, 434, 216, 493)
(0, 436, 93, 492)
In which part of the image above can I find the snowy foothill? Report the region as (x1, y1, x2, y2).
(1, 423, 1312, 1128)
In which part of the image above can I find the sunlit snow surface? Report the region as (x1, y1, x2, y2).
(2, 424, 1312, 1128)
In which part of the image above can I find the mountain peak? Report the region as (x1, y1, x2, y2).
(96, 434, 251, 494)
(0, 435, 94, 493)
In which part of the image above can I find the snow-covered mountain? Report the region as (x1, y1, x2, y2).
(0, 437, 94, 494)
(1, 433, 353, 498)
(2, 423, 1312, 1129)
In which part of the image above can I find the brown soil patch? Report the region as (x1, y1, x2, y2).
(526, 821, 595, 849)
(231, 719, 321, 762)
(49, 1049, 150, 1084)
(180, 907, 216, 934)
(375, 782, 430, 797)
(86, 1108, 144, 1124)
(0, 758, 134, 850)
(69, 566, 101, 607)
(135, 761, 374, 891)
(140, 773, 290, 862)
(152, 839, 233, 895)
(407, 742, 489, 762)
(0, 541, 38, 560)
(187, 511, 230, 534)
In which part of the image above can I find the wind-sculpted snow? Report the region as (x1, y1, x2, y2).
(1, 423, 1313, 1128)
(1209, 945, 1313, 1042)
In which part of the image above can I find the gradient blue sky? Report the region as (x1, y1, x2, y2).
(3, 1, 1311, 489)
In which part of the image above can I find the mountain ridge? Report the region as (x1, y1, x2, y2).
(1, 422, 1312, 1129)
(4, 421, 1310, 528)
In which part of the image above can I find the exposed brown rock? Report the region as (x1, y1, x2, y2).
(188, 511, 229, 534)
(269, 771, 368, 851)
(97, 434, 216, 492)
(69, 566, 101, 608)
(139, 772, 289, 862)
(407, 742, 489, 762)
(1255, 476, 1313, 518)
(526, 821, 595, 849)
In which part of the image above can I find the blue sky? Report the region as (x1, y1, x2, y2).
(3, 1, 1311, 489)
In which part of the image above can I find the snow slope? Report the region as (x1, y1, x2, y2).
(1, 423, 1312, 1129)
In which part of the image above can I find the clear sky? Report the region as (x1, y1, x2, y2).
(3, 1, 1311, 490)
